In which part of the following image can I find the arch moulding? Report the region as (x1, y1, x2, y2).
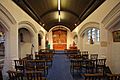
(0, 3, 16, 25)
(78, 22, 99, 37)
(38, 30, 44, 39)
(18, 21, 37, 36)
(102, 2, 120, 30)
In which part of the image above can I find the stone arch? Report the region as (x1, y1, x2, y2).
(18, 21, 37, 34)
(0, 3, 16, 25)
(0, 3, 17, 80)
(78, 22, 100, 37)
(18, 21, 37, 37)
(38, 30, 44, 39)
(18, 21, 37, 58)
(49, 25, 71, 32)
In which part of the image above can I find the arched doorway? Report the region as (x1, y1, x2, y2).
(18, 21, 37, 59)
(18, 28, 33, 58)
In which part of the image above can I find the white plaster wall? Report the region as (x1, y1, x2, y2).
(107, 22, 120, 73)
(99, 24, 108, 58)
(111, 43, 120, 73)
(67, 31, 73, 49)
(19, 29, 32, 58)
(82, 31, 100, 54)
(48, 31, 53, 49)
(20, 43, 32, 58)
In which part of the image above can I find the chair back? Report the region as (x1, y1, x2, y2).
(14, 59, 26, 71)
(96, 58, 106, 73)
(90, 54, 98, 60)
(7, 70, 24, 80)
(84, 73, 104, 80)
(26, 54, 33, 60)
(82, 60, 96, 73)
(7, 70, 46, 80)
(107, 74, 120, 80)
(26, 71, 43, 80)
(97, 58, 106, 66)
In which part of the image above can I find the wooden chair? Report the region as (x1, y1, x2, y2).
(26, 60, 48, 77)
(82, 59, 96, 74)
(45, 53, 53, 67)
(96, 58, 106, 73)
(90, 54, 98, 60)
(107, 74, 120, 80)
(83, 73, 104, 80)
(82, 54, 89, 60)
(81, 51, 88, 54)
(7, 70, 24, 80)
(35, 54, 46, 60)
(14, 59, 26, 71)
(35, 60, 48, 76)
(26, 71, 47, 80)
(26, 60, 36, 71)
(26, 54, 33, 60)
(70, 59, 82, 74)
(7, 70, 47, 80)
(35, 53, 53, 67)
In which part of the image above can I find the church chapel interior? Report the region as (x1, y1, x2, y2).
(0, 0, 120, 80)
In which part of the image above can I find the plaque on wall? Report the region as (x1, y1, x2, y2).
(101, 41, 107, 47)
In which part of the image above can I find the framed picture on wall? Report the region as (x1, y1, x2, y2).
(112, 30, 120, 42)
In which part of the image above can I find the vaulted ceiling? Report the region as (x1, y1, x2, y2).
(13, 0, 105, 31)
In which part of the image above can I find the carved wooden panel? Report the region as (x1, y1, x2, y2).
(53, 30, 67, 50)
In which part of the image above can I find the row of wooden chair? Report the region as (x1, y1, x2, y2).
(14, 59, 49, 76)
(35, 53, 53, 66)
(83, 73, 120, 80)
(38, 49, 55, 54)
(70, 56, 106, 74)
(7, 70, 47, 80)
(8, 50, 55, 80)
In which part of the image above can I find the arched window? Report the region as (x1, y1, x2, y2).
(87, 28, 100, 44)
